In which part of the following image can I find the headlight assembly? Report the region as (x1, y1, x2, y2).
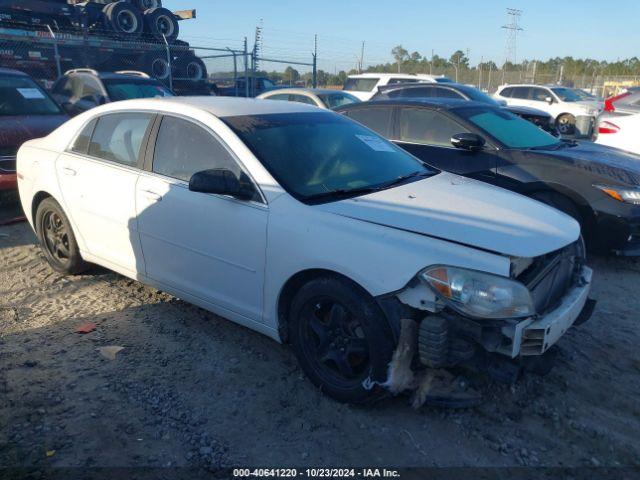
(594, 184, 640, 205)
(420, 266, 535, 319)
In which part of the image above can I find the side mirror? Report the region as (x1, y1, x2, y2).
(451, 133, 486, 151)
(189, 169, 254, 201)
(545, 96, 554, 104)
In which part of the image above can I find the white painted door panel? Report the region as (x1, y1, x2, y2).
(56, 153, 142, 274)
(135, 174, 268, 322)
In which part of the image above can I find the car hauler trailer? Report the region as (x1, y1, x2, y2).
(0, 0, 207, 93)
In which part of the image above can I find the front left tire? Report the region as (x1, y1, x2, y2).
(288, 276, 396, 404)
(35, 198, 88, 275)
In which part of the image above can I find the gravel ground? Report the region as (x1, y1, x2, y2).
(1, 214, 639, 472)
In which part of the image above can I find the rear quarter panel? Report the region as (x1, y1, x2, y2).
(17, 141, 88, 252)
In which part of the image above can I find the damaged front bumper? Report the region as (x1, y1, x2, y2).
(376, 265, 595, 397)
(495, 265, 594, 358)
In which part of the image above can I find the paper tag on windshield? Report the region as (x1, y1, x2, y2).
(17, 88, 45, 99)
(355, 134, 395, 152)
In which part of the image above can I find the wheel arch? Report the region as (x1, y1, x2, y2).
(523, 183, 597, 237)
(277, 268, 384, 344)
(31, 190, 53, 226)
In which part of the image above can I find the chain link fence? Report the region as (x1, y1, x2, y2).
(0, 21, 319, 97)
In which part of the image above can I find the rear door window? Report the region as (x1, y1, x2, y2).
(398, 108, 468, 147)
(289, 94, 317, 106)
(88, 113, 153, 167)
(344, 106, 394, 137)
(511, 87, 531, 99)
(388, 86, 437, 98)
(437, 88, 465, 99)
(71, 119, 97, 154)
(343, 78, 379, 92)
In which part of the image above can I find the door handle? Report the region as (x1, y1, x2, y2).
(62, 167, 77, 176)
(141, 190, 162, 202)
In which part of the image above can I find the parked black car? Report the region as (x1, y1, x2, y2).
(51, 69, 173, 116)
(372, 82, 558, 135)
(336, 98, 640, 255)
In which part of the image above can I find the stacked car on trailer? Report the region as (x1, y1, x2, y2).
(0, 0, 208, 93)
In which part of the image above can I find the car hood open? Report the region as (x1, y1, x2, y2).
(316, 172, 579, 258)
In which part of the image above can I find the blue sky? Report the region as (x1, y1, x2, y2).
(164, 0, 639, 72)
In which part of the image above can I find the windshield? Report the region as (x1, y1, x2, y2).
(457, 106, 561, 149)
(223, 112, 436, 203)
(0, 75, 62, 116)
(550, 87, 582, 102)
(457, 85, 501, 106)
(104, 79, 173, 101)
(317, 92, 360, 109)
(573, 89, 595, 100)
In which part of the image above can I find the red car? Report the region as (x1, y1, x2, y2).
(0, 68, 69, 192)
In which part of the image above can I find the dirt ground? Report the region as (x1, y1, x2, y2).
(1, 208, 639, 473)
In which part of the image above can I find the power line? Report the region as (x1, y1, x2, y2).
(502, 8, 523, 82)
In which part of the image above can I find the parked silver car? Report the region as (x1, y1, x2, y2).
(257, 88, 360, 110)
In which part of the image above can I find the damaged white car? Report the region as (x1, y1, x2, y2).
(17, 97, 594, 407)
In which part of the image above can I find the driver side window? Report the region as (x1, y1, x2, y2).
(398, 108, 468, 147)
(152, 116, 261, 201)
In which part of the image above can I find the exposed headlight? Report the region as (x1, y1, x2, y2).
(594, 184, 640, 204)
(420, 266, 535, 319)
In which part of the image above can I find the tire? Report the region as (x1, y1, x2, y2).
(143, 7, 179, 43)
(173, 54, 207, 81)
(139, 51, 171, 80)
(35, 198, 88, 275)
(135, 0, 162, 10)
(556, 113, 576, 135)
(288, 276, 396, 404)
(103, 1, 143, 39)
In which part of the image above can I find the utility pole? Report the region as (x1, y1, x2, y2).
(478, 55, 483, 89)
(430, 49, 434, 75)
(502, 8, 523, 85)
(359, 41, 365, 73)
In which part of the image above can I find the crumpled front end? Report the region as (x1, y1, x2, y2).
(375, 240, 595, 407)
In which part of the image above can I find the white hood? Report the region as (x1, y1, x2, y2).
(316, 172, 580, 258)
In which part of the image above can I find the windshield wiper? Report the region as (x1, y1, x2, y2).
(380, 170, 434, 188)
(307, 170, 433, 203)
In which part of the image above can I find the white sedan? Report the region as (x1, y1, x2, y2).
(257, 88, 360, 110)
(595, 112, 640, 155)
(17, 97, 593, 405)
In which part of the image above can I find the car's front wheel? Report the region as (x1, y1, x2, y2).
(288, 276, 396, 404)
(35, 198, 88, 275)
(556, 113, 576, 135)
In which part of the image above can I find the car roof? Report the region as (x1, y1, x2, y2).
(347, 73, 428, 79)
(93, 96, 322, 117)
(0, 67, 30, 77)
(377, 82, 469, 92)
(63, 70, 160, 82)
(337, 98, 489, 110)
(262, 88, 353, 96)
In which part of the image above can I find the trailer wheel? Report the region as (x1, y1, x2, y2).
(103, 1, 143, 39)
(135, 0, 162, 10)
(143, 7, 179, 43)
(174, 54, 207, 81)
(140, 52, 171, 81)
